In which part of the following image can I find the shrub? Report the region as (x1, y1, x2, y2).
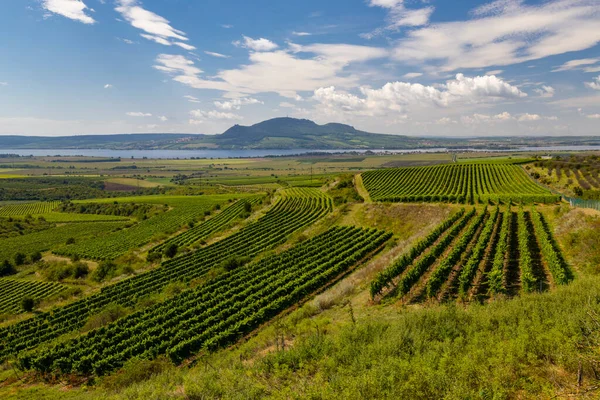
(164, 243, 178, 259)
(30, 251, 43, 263)
(92, 260, 118, 282)
(0, 260, 16, 277)
(14, 252, 26, 266)
(21, 296, 35, 312)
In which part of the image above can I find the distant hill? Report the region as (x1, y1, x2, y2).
(0, 134, 199, 150)
(206, 117, 421, 149)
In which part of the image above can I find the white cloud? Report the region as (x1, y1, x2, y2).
(42, 0, 95, 24)
(115, 0, 195, 49)
(121, 38, 135, 45)
(154, 44, 386, 98)
(233, 36, 279, 52)
(587, 114, 600, 119)
(279, 102, 296, 108)
(392, 0, 600, 72)
(0, 82, 7, 86)
(126, 112, 152, 117)
(183, 95, 200, 103)
(362, 0, 434, 39)
(221, 24, 233, 29)
(214, 97, 263, 111)
(518, 113, 542, 122)
(189, 110, 243, 123)
(104, 84, 113, 89)
(204, 51, 230, 59)
(158, 116, 168, 122)
(485, 70, 503, 76)
(585, 76, 600, 90)
(552, 58, 599, 72)
(402, 72, 423, 79)
(292, 31, 312, 36)
(313, 73, 526, 117)
(533, 85, 555, 98)
(461, 112, 513, 124)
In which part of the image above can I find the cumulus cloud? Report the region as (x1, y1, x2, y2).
(42, 0, 95, 24)
(189, 110, 243, 124)
(392, 0, 600, 72)
(214, 97, 263, 111)
(552, 58, 600, 73)
(104, 84, 113, 89)
(126, 112, 152, 117)
(585, 76, 600, 90)
(588, 114, 600, 119)
(279, 102, 296, 108)
(461, 112, 514, 124)
(362, 0, 434, 39)
(533, 85, 555, 98)
(518, 113, 541, 122)
(313, 73, 526, 117)
(233, 36, 278, 52)
(204, 51, 230, 58)
(158, 116, 168, 122)
(115, 0, 195, 49)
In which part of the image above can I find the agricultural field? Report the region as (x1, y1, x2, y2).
(362, 163, 558, 204)
(0, 279, 67, 314)
(53, 194, 253, 260)
(370, 205, 571, 303)
(0, 153, 599, 400)
(527, 154, 600, 199)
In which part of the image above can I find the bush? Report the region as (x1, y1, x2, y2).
(164, 243, 178, 259)
(21, 296, 35, 312)
(81, 303, 128, 332)
(66, 237, 76, 245)
(220, 256, 250, 271)
(30, 251, 43, 263)
(14, 252, 26, 266)
(92, 260, 118, 282)
(0, 260, 16, 277)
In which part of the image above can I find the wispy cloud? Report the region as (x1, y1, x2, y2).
(392, 0, 600, 72)
(204, 51, 230, 59)
(362, 0, 434, 39)
(292, 31, 312, 36)
(552, 58, 600, 73)
(41, 0, 96, 24)
(126, 112, 152, 117)
(115, 0, 195, 49)
(533, 85, 555, 98)
(104, 84, 113, 89)
(214, 97, 263, 111)
(184, 95, 200, 103)
(585, 76, 600, 90)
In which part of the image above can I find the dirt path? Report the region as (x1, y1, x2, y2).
(354, 174, 372, 203)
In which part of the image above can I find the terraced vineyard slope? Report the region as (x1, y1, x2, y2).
(371, 205, 571, 304)
(18, 226, 391, 376)
(362, 164, 558, 204)
(0, 279, 67, 314)
(0, 190, 332, 361)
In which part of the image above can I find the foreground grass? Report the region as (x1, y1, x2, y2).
(3, 273, 600, 400)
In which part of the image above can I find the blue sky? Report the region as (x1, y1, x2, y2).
(0, 0, 599, 136)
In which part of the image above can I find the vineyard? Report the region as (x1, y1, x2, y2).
(150, 196, 263, 254)
(0, 190, 333, 361)
(370, 205, 571, 303)
(0, 221, 127, 266)
(0, 279, 66, 314)
(0, 201, 60, 216)
(17, 226, 390, 376)
(362, 164, 558, 204)
(53, 195, 247, 260)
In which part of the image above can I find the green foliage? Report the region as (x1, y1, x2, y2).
(0, 190, 333, 362)
(163, 243, 178, 259)
(20, 296, 35, 312)
(39, 261, 89, 281)
(92, 261, 118, 282)
(0, 278, 65, 314)
(13, 252, 26, 266)
(362, 164, 558, 204)
(19, 226, 390, 376)
(0, 260, 15, 277)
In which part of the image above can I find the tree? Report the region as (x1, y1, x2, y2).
(573, 186, 584, 197)
(21, 296, 35, 312)
(14, 252, 26, 266)
(30, 251, 43, 263)
(164, 244, 178, 259)
(0, 260, 15, 277)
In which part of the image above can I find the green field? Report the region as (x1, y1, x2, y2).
(0, 153, 598, 400)
(362, 163, 558, 204)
